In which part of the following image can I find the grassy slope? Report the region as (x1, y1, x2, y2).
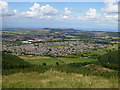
(2, 52, 118, 88)
(2, 70, 118, 88)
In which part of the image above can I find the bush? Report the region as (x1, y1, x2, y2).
(56, 62, 59, 65)
(42, 63, 47, 66)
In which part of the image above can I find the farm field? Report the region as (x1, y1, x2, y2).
(2, 70, 118, 88)
(19, 55, 62, 65)
(58, 58, 96, 64)
(19, 55, 97, 65)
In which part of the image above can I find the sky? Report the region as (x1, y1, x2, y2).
(0, 0, 119, 31)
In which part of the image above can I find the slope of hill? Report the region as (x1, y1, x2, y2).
(98, 50, 119, 70)
(2, 52, 31, 69)
(2, 52, 118, 88)
(2, 70, 118, 88)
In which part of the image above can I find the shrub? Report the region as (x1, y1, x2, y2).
(56, 62, 59, 65)
(42, 63, 47, 66)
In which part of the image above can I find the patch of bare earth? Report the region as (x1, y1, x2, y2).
(85, 64, 114, 72)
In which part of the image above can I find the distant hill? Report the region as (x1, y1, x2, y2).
(105, 32, 119, 37)
(98, 50, 119, 70)
(2, 52, 31, 69)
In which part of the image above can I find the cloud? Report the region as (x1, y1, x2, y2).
(101, 0, 118, 13)
(100, 0, 118, 23)
(78, 8, 100, 21)
(103, 13, 118, 23)
(61, 8, 73, 19)
(86, 8, 101, 19)
(76, 1, 118, 23)
(64, 8, 72, 15)
(0, 1, 9, 14)
(16, 3, 59, 18)
(86, 8, 97, 16)
(77, 7, 118, 23)
(1, 1, 118, 24)
(0, 1, 16, 16)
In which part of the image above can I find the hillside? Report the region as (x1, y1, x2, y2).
(2, 52, 118, 88)
(2, 52, 31, 69)
(98, 50, 119, 70)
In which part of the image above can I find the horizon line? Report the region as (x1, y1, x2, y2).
(1, 28, 118, 32)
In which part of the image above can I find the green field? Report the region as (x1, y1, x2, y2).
(58, 58, 97, 64)
(19, 55, 97, 65)
(19, 55, 59, 65)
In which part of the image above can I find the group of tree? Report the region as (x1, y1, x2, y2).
(2, 52, 32, 69)
(98, 50, 119, 70)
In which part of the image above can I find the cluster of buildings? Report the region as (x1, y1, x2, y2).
(3, 41, 111, 57)
(2, 29, 114, 57)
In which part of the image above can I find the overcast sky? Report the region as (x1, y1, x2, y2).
(0, 0, 118, 31)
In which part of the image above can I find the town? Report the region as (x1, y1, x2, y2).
(2, 28, 118, 57)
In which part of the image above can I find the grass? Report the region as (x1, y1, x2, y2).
(59, 34, 73, 37)
(19, 55, 62, 65)
(58, 58, 97, 64)
(0, 75, 1, 89)
(65, 54, 79, 58)
(25, 58, 62, 65)
(2, 70, 118, 88)
(95, 36, 112, 40)
(107, 44, 118, 50)
(19, 55, 97, 65)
